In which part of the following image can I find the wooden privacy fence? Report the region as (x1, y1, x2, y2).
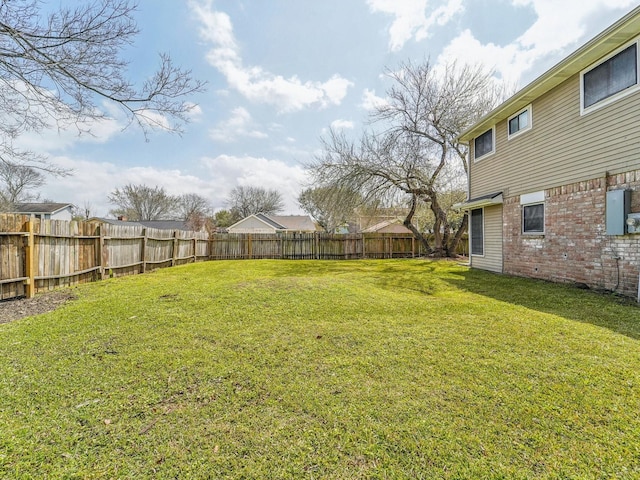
(0, 215, 209, 300)
(0, 214, 466, 301)
(209, 233, 432, 260)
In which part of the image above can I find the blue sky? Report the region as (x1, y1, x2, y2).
(30, 0, 638, 217)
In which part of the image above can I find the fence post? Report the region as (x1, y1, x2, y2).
(24, 216, 36, 298)
(192, 237, 197, 263)
(248, 234, 252, 259)
(141, 228, 147, 273)
(100, 223, 109, 279)
(171, 230, 178, 266)
(97, 224, 105, 280)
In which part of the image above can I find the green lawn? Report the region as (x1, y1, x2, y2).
(1, 259, 640, 479)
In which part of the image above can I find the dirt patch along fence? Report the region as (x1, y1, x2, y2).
(0, 215, 466, 300)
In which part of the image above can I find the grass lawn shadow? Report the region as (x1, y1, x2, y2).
(445, 266, 640, 341)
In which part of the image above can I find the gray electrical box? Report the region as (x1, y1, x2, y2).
(606, 189, 631, 235)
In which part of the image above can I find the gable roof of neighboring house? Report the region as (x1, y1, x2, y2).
(11, 202, 74, 214)
(227, 213, 285, 232)
(228, 213, 317, 232)
(361, 218, 411, 233)
(269, 215, 318, 231)
(254, 213, 287, 230)
(459, 5, 640, 143)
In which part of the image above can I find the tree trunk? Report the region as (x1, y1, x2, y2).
(403, 194, 433, 254)
(447, 213, 468, 257)
(427, 191, 451, 257)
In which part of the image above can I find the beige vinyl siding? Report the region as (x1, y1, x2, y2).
(469, 72, 640, 199)
(228, 216, 277, 234)
(471, 205, 503, 273)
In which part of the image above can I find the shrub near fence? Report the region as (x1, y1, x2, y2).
(0, 215, 467, 301)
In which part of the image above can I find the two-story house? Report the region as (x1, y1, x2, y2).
(458, 6, 640, 297)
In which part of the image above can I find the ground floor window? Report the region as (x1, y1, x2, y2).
(471, 208, 484, 255)
(523, 203, 544, 233)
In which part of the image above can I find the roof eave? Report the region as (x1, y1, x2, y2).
(453, 192, 503, 210)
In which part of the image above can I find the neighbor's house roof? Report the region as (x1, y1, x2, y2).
(228, 213, 318, 232)
(269, 215, 318, 231)
(11, 202, 74, 215)
(458, 5, 640, 143)
(254, 213, 287, 230)
(138, 220, 195, 231)
(361, 218, 411, 233)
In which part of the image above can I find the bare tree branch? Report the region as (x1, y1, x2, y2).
(108, 183, 178, 220)
(226, 186, 285, 218)
(0, 0, 205, 172)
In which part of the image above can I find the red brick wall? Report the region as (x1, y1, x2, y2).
(503, 172, 640, 297)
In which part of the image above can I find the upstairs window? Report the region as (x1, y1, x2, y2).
(474, 127, 494, 160)
(508, 105, 532, 139)
(582, 41, 639, 113)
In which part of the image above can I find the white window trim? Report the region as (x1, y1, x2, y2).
(521, 191, 545, 235)
(507, 104, 532, 140)
(470, 207, 485, 257)
(580, 36, 640, 116)
(473, 126, 496, 162)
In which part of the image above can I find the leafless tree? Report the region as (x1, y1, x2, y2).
(108, 184, 177, 221)
(0, 0, 205, 171)
(0, 162, 45, 209)
(309, 61, 502, 256)
(177, 193, 212, 220)
(72, 200, 94, 221)
(227, 186, 285, 218)
(176, 193, 213, 230)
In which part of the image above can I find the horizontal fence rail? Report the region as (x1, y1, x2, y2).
(0, 214, 466, 301)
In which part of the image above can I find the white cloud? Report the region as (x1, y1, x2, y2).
(209, 107, 268, 142)
(15, 112, 124, 152)
(438, 0, 638, 87)
(515, 0, 637, 53)
(40, 153, 308, 217)
(201, 154, 309, 213)
(367, 0, 464, 51)
(190, 0, 353, 112)
(360, 88, 388, 111)
(330, 119, 354, 130)
(39, 156, 216, 217)
(184, 102, 204, 121)
(134, 109, 172, 131)
(437, 30, 527, 85)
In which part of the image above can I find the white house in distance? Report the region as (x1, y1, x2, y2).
(228, 213, 318, 234)
(10, 203, 74, 221)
